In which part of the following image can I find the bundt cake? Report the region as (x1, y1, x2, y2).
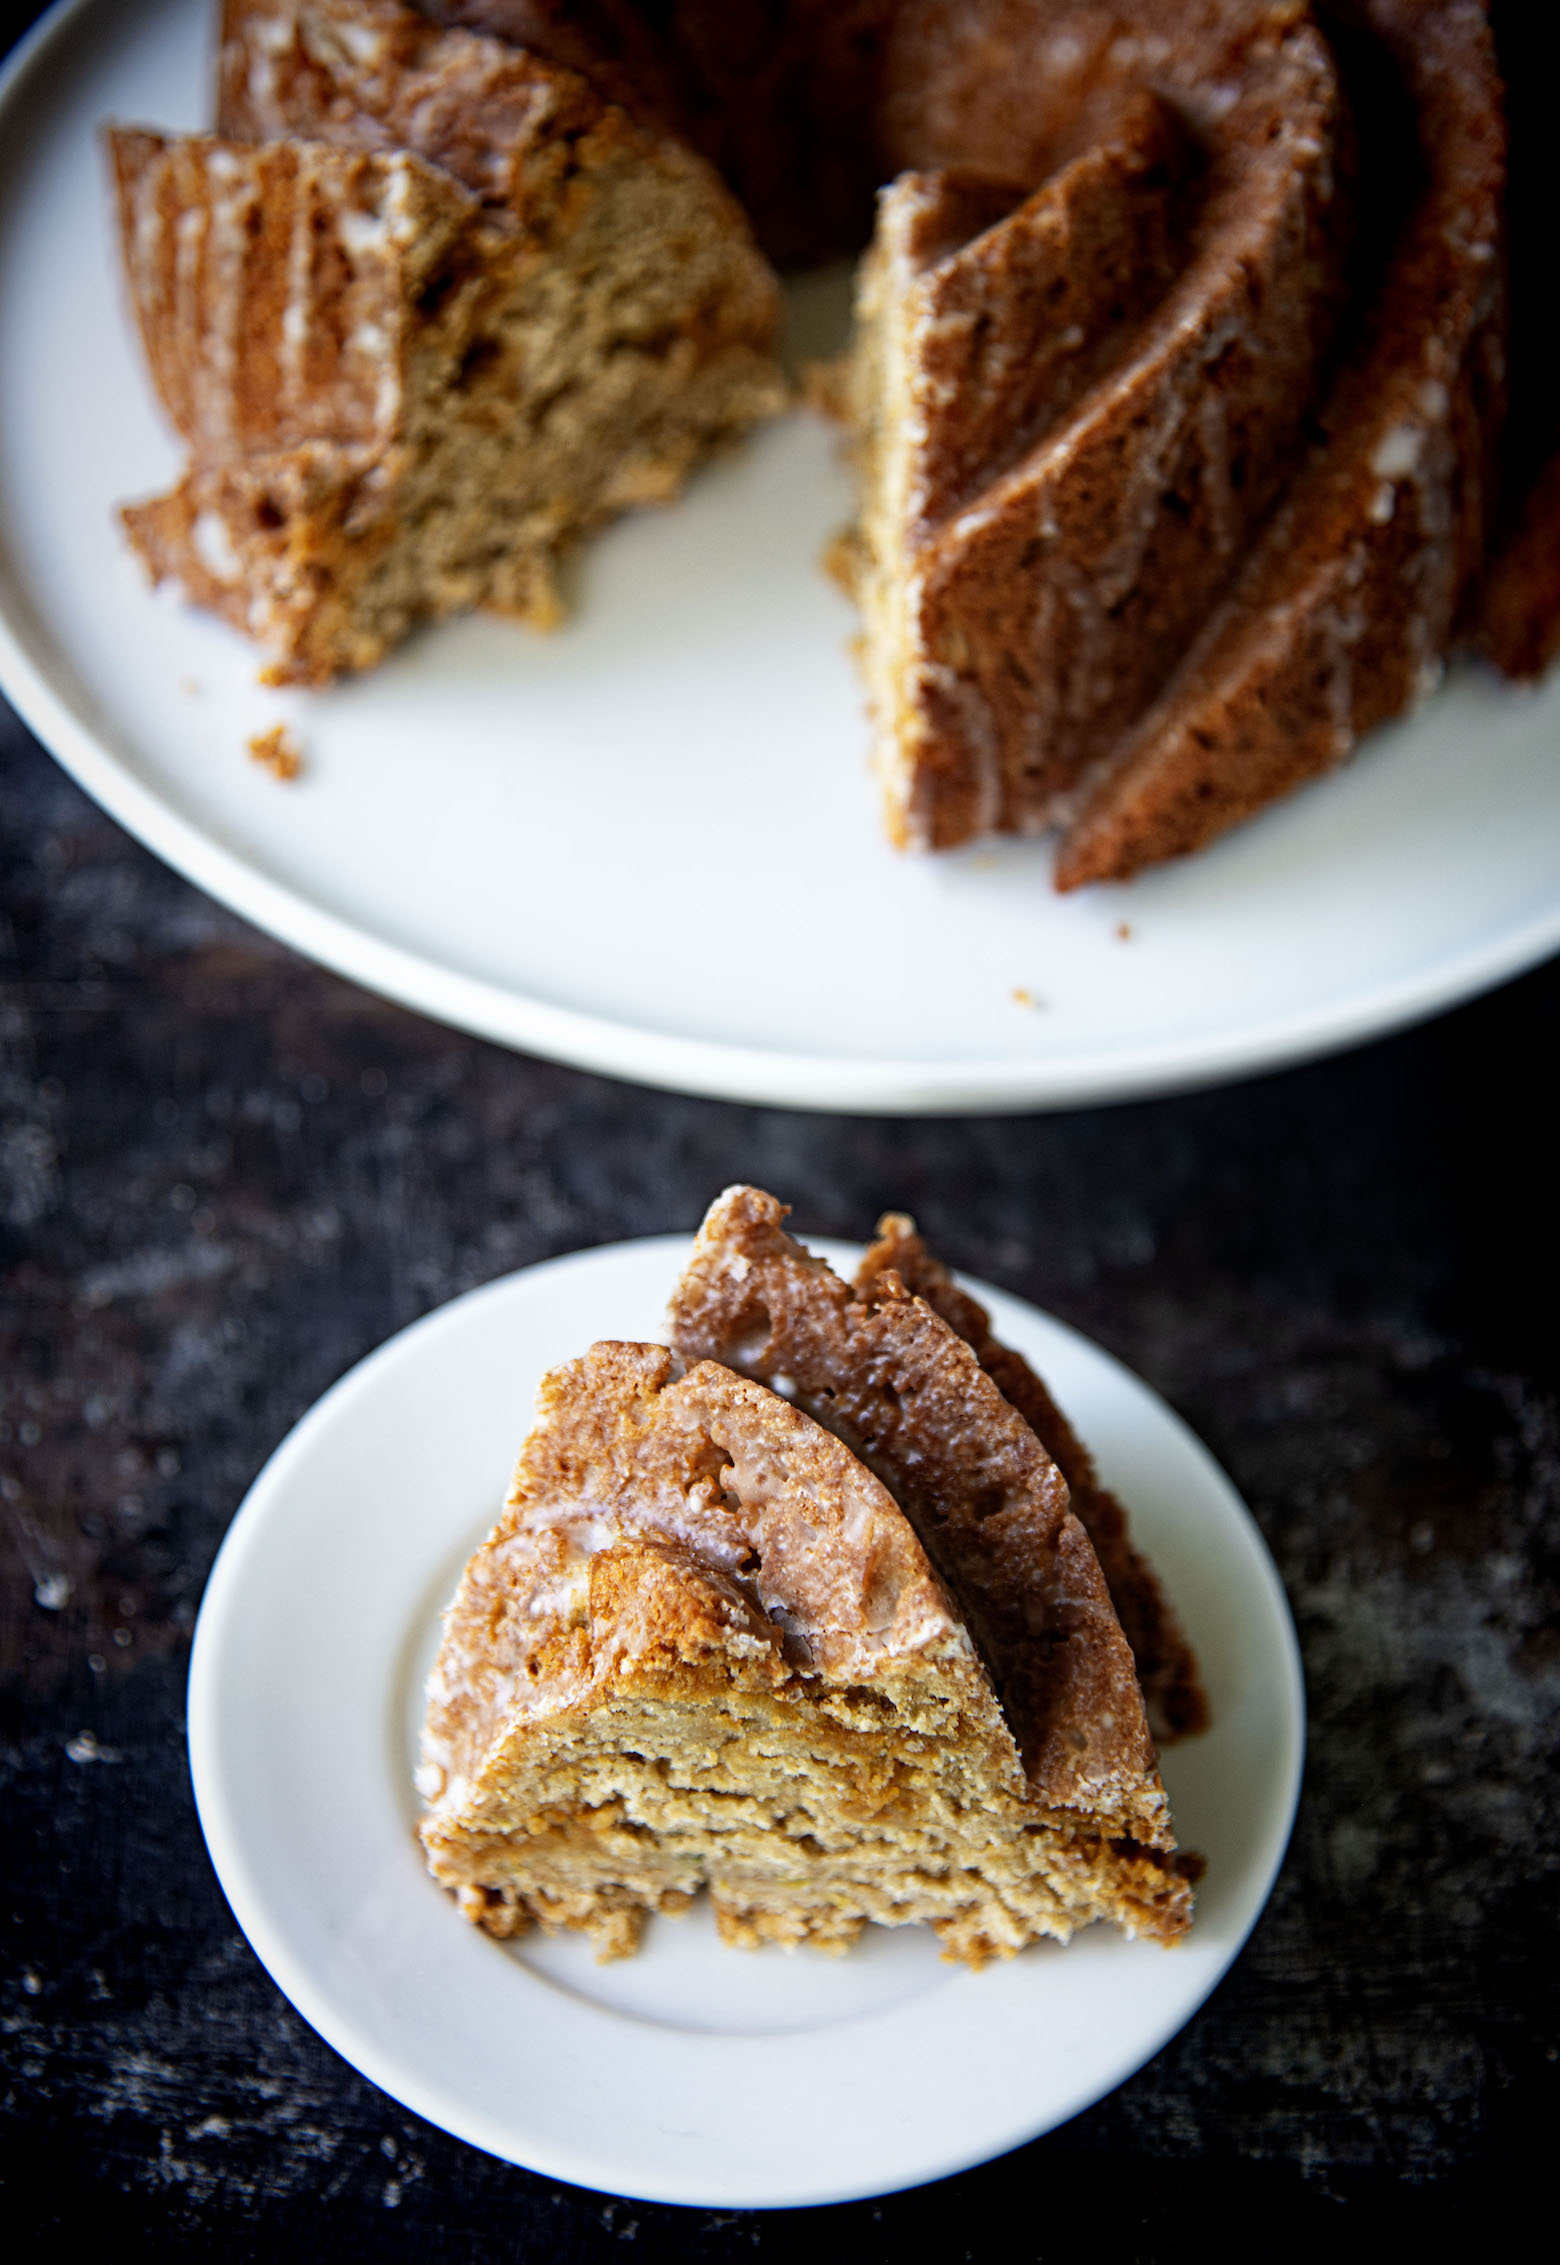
(435, 0, 1541, 883)
(424, 0, 904, 268)
(111, 0, 784, 684)
(418, 1190, 1199, 1962)
(114, 1, 1553, 879)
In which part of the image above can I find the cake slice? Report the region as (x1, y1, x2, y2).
(112, 2, 783, 683)
(112, 131, 514, 678)
(854, 1212, 1207, 1745)
(418, 1329, 1195, 1964)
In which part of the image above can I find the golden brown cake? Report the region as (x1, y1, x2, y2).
(855, 1211, 1208, 1745)
(1051, 2, 1506, 887)
(116, 1, 1550, 873)
(427, 0, 903, 268)
(418, 1203, 1197, 1964)
(112, 0, 784, 683)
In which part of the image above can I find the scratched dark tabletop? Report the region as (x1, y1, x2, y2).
(6, 697, 1558, 2256)
(4, 9, 1559, 2256)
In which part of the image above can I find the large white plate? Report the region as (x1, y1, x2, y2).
(8, 0, 1555, 1113)
(187, 1232, 1303, 2208)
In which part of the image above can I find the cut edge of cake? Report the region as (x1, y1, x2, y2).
(111, 0, 787, 684)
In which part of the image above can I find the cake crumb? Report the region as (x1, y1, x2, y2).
(180, 677, 203, 697)
(1116, 922, 1133, 941)
(802, 353, 851, 423)
(247, 723, 303, 782)
(821, 526, 861, 596)
(1012, 986, 1043, 1009)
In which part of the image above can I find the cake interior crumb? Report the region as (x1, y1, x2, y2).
(247, 723, 303, 781)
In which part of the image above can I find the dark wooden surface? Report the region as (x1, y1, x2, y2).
(3, 2, 1559, 2250)
(6, 700, 1558, 2254)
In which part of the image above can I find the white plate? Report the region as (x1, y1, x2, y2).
(11, 0, 1553, 1113)
(187, 1232, 1303, 2208)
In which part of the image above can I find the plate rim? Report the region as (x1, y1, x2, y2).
(186, 1233, 1306, 2207)
(9, 0, 1548, 1113)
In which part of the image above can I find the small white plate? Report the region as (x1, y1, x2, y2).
(187, 1233, 1304, 2208)
(12, 0, 1546, 1113)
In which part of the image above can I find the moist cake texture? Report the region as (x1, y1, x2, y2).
(111, 0, 784, 684)
(419, 1187, 1199, 1963)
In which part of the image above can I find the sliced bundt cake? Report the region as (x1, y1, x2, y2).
(417, 1339, 1194, 1963)
(113, 0, 1549, 878)
(113, 129, 544, 681)
(1054, 0, 1506, 886)
(842, 0, 1506, 883)
(449, 0, 1529, 881)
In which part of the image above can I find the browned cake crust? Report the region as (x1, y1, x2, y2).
(419, 1340, 1194, 1962)
(111, 128, 528, 679)
(666, 1187, 1177, 1840)
(1054, 0, 1506, 887)
(860, 93, 1198, 558)
(843, 0, 1509, 884)
(855, 1214, 1208, 1745)
(110, 128, 480, 465)
(219, 0, 755, 256)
